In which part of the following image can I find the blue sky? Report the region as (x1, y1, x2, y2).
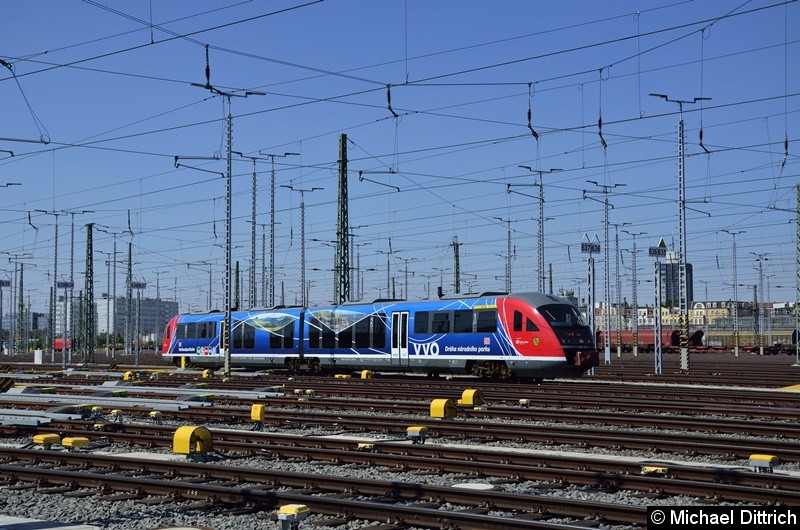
(1, 0, 798, 313)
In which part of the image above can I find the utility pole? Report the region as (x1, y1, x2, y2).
(36, 209, 65, 357)
(188, 262, 212, 311)
(611, 222, 630, 358)
(192, 44, 265, 378)
(650, 93, 710, 373)
(67, 210, 92, 363)
(516, 166, 562, 292)
(281, 184, 322, 306)
(82, 223, 95, 364)
(258, 151, 298, 306)
(722, 229, 745, 357)
(493, 217, 514, 293)
(335, 134, 350, 305)
(583, 181, 625, 365)
(751, 252, 769, 355)
(450, 236, 462, 294)
(623, 230, 646, 357)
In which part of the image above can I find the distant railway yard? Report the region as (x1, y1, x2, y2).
(0, 351, 797, 530)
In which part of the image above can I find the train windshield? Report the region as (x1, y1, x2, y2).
(539, 304, 587, 327)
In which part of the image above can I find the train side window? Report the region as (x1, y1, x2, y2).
(354, 317, 370, 348)
(476, 310, 497, 332)
(307, 317, 321, 349)
(432, 312, 450, 333)
(338, 325, 354, 349)
(176, 323, 187, 339)
(269, 321, 295, 350)
(453, 310, 473, 333)
(242, 323, 255, 349)
(513, 310, 523, 332)
(322, 327, 335, 349)
(414, 311, 429, 334)
(526, 318, 539, 331)
(373, 314, 387, 348)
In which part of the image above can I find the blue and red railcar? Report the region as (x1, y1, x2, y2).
(161, 291, 598, 380)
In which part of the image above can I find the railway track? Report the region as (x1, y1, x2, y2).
(0, 447, 647, 528)
(0, 351, 797, 529)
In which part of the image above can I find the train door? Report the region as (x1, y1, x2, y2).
(391, 311, 409, 365)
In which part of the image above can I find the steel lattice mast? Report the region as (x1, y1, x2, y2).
(83, 223, 95, 363)
(335, 134, 350, 304)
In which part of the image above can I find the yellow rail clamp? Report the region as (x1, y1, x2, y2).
(641, 465, 669, 475)
(149, 411, 163, 424)
(518, 399, 531, 408)
(251, 404, 266, 422)
(172, 425, 213, 456)
(123, 371, 136, 381)
(749, 454, 779, 473)
(357, 443, 374, 450)
(334, 374, 351, 379)
(407, 426, 428, 444)
(304, 389, 316, 397)
(430, 398, 456, 419)
(293, 389, 304, 395)
(201, 369, 214, 378)
(277, 504, 310, 525)
(460, 389, 485, 407)
(62, 437, 90, 451)
(361, 370, 373, 379)
(90, 406, 103, 420)
(110, 409, 123, 423)
(33, 433, 61, 449)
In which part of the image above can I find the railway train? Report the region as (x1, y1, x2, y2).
(161, 291, 599, 380)
(597, 329, 704, 354)
(597, 328, 797, 355)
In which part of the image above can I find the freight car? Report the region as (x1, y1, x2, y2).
(596, 329, 704, 353)
(161, 292, 598, 380)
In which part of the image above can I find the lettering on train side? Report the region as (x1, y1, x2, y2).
(411, 342, 440, 355)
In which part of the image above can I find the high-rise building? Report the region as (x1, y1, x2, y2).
(96, 295, 178, 345)
(660, 251, 693, 307)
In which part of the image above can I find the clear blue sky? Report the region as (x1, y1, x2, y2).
(1, 0, 798, 314)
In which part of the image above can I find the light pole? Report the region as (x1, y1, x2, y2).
(517, 166, 563, 292)
(259, 152, 299, 306)
(650, 93, 710, 373)
(622, 230, 645, 357)
(281, 184, 322, 306)
(722, 229, 745, 357)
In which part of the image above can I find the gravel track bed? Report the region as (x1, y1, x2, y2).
(0, 406, 796, 529)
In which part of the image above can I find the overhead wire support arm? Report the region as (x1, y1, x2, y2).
(358, 170, 400, 192)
